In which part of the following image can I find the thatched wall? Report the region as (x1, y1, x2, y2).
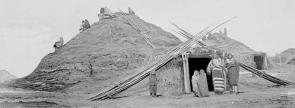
(155, 56, 184, 96)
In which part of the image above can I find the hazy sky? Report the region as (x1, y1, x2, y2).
(0, 0, 295, 77)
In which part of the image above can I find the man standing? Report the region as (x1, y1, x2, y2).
(149, 71, 157, 97)
(225, 53, 240, 94)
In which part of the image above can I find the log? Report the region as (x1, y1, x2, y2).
(239, 63, 292, 85)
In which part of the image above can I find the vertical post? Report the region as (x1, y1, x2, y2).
(252, 55, 257, 77)
(182, 52, 191, 93)
(264, 55, 268, 70)
(149, 71, 157, 97)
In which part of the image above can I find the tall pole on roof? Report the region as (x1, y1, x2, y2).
(171, 16, 237, 40)
(207, 16, 237, 33)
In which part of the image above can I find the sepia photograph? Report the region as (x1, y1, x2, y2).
(0, 0, 295, 107)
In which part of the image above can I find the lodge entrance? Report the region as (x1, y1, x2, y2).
(187, 57, 214, 91)
(254, 55, 264, 70)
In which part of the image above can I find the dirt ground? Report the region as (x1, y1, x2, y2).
(1, 65, 295, 108)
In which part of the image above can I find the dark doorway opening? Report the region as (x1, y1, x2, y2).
(188, 57, 214, 91)
(254, 55, 264, 70)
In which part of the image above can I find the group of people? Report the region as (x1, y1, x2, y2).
(192, 52, 240, 97)
(79, 7, 136, 33)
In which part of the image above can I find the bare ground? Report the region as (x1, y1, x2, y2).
(1, 65, 295, 108)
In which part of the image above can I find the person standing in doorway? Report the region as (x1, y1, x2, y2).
(191, 70, 200, 97)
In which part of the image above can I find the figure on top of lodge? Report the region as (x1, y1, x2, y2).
(53, 37, 64, 50)
(79, 19, 91, 33)
(98, 7, 116, 20)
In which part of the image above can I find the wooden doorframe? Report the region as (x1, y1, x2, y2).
(263, 55, 268, 70)
(182, 52, 191, 93)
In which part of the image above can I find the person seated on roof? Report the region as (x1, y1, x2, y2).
(53, 37, 64, 50)
(79, 19, 91, 32)
(225, 53, 240, 94)
(128, 7, 135, 15)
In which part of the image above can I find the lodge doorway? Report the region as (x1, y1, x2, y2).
(188, 57, 214, 91)
(254, 55, 264, 70)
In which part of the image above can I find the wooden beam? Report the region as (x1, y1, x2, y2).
(264, 55, 268, 70)
(182, 52, 191, 93)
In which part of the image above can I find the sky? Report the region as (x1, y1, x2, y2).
(0, 0, 295, 77)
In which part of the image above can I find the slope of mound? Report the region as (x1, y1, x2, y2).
(206, 35, 255, 53)
(205, 32, 258, 62)
(272, 48, 295, 64)
(281, 48, 295, 55)
(0, 70, 16, 83)
(204, 31, 276, 68)
(11, 12, 181, 93)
